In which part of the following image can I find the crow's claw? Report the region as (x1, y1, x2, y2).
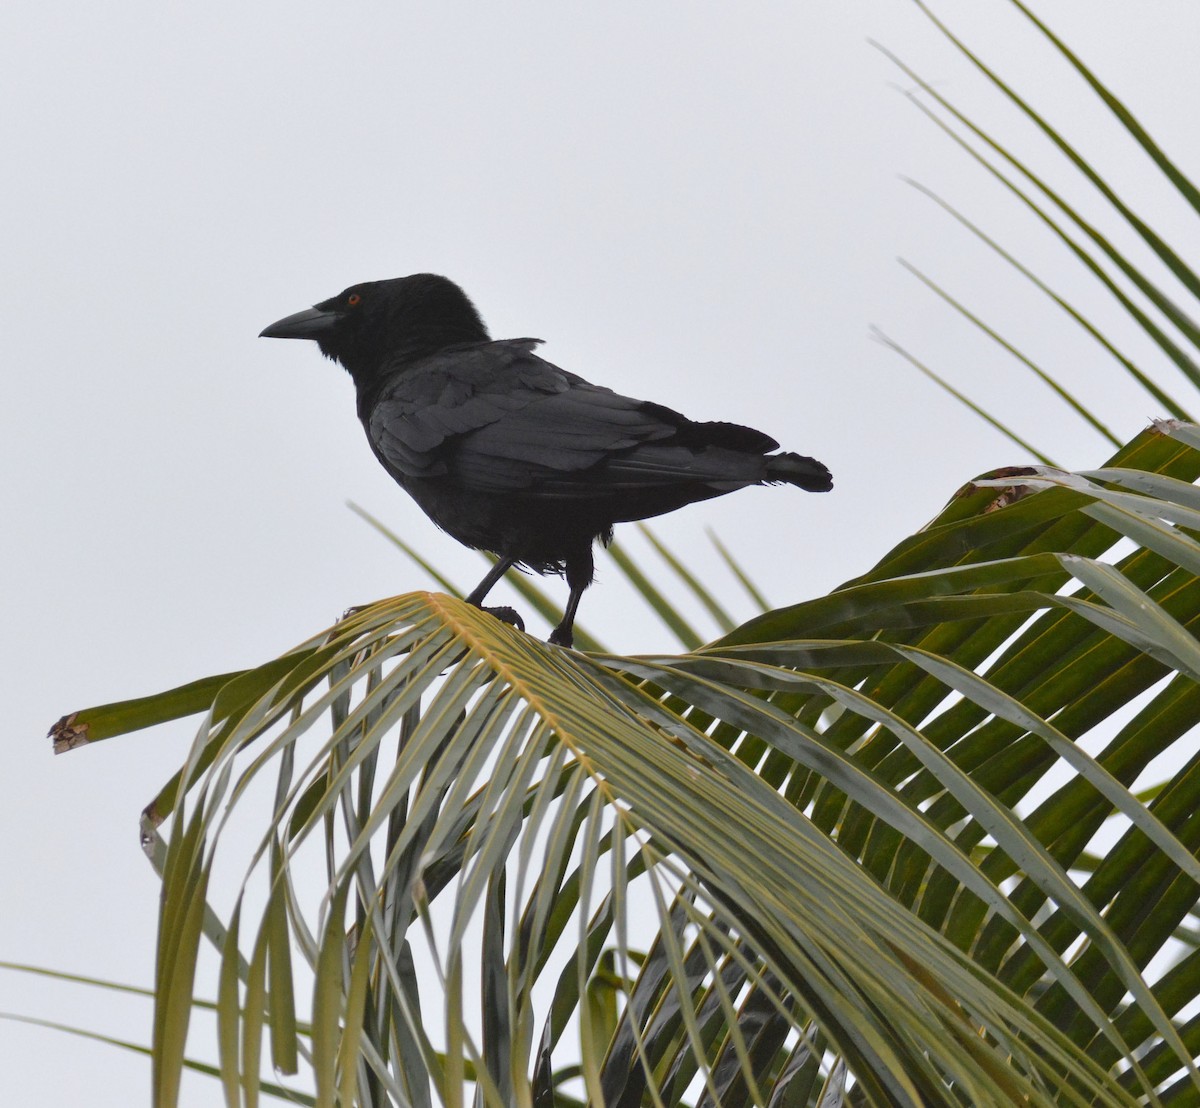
(483, 605, 525, 633)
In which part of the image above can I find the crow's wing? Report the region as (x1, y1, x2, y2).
(367, 339, 775, 495)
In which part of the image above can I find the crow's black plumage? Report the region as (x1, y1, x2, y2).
(261, 274, 832, 647)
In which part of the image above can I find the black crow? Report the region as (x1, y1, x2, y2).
(261, 274, 831, 647)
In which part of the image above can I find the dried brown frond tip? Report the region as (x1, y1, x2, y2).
(49, 712, 89, 754)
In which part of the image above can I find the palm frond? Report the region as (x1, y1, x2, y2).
(56, 420, 1200, 1105)
(873, 2, 1200, 453)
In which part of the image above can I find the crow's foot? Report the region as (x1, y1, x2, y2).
(483, 605, 525, 633)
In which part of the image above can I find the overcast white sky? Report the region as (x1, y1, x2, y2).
(4, 2, 1200, 1102)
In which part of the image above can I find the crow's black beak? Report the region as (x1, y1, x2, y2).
(259, 306, 342, 340)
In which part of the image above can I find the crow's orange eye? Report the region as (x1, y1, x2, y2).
(348, 293, 362, 306)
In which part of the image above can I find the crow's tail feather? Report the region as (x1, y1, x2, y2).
(766, 452, 833, 492)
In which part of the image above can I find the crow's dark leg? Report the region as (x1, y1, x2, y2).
(549, 545, 594, 648)
(466, 557, 516, 605)
(465, 556, 524, 632)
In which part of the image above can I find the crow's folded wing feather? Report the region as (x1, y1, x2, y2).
(369, 342, 675, 486)
(367, 340, 776, 495)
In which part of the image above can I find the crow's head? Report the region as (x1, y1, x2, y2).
(260, 273, 489, 384)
